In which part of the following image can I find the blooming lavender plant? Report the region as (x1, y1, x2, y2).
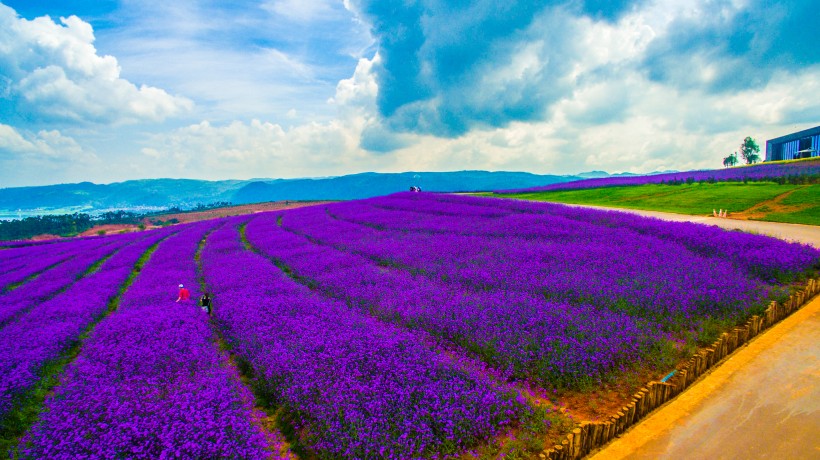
(0, 237, 135, 329)
(0, 229, 172, 420)
(19, 221, 270, 459)
(359, 192, 820, 283)
(0, 236, 120, 292)
(246, 212, 658, 389)
(3, 187, 815, 458)
(279, 200, 751, 326)
(246, 193, 817, 385)
(202, 218, 526, 458)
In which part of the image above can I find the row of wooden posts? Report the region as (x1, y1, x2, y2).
(539, 277, 820, 460)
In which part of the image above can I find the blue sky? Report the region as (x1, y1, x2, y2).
(0, 0, 818, 187)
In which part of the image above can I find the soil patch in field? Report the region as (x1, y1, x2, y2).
(728, 186, 812, 220)
(78, 224, 146, 236)
(27, 201, 333, 241)
(29, 234, 61, 241)
(558, 370, 665, 422)
(147, 201, 334, 225)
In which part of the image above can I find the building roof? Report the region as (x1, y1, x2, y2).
(766, 125, 820, 145)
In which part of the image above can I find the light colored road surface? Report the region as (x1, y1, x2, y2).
(571, 204, 820, 459)
(589, 296, 820, 460)
(560, 204, 820, 248)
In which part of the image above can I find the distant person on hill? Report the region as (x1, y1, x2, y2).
(200, 292, 212, 315)
(176, 284, 190, 302)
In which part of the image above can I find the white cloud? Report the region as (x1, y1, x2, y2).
(331, 56, 379, 109)
(137, 118, 365, 180)
(0, 123, 89, 159)
(0, 123, 101, 187)
(141, 25, 814, 181)
(94, 0, 372, 128)
(2, 0, 817, 189)
(0, 4, 192, 125)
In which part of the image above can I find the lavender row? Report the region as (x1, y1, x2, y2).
(202, 217, 526, 458)
(433, 191, 820, 281)
(343, 193, 820, 283)
(246, 213, 655, 389)
(499, 157, 820, 193)
(20, 221, 270, 459)
(280, 200, 770, 332)
(0, 238, 69, 257)
(0, 236, 121, 292)
(0, 236, 135, 329)
(0, 229, 173, 420)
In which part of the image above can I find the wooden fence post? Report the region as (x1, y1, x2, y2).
(569, 279, 819, 459)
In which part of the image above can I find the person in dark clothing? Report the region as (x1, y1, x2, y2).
(200, 292, 212, 315)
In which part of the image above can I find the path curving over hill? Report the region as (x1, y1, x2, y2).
(558, 203, 820, 248)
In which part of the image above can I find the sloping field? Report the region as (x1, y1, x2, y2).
(492, 157, 820, 226)
(2, 193, 818, 458)
(499, 157, 820, 194)
(498, 183, 820, 226)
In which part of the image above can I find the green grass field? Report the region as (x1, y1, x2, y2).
(496, 183, 820, 226)
(757, 185, 820, 225)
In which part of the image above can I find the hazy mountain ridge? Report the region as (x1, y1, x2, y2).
(0, 170, 652, 217)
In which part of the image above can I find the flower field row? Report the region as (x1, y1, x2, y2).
(202, 217, 527, 458)
(246, 212, 657, 389)
(0, 235, 139, 329)
(19, 221, 270, 459)
(336, 193, 818, 283)
(0, 236, 116, 293)
(265, 193, 817, 365)
(0, 228, 173, 421)
(498, 157, 820, 193)
(279, 199, 753, 329)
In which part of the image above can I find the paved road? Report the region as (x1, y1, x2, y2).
(559, 204, 820, 248)
(588, 296, 820, 460)
(571, 204, 820, 459)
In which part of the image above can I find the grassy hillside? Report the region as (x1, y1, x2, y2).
(496, 182, 820, 226)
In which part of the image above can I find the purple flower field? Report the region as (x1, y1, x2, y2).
(499, 157, 820, 193)
(0, 229, 172, 421)
(202, 217, 527, 458)
(18, 222, 270, 459)
(1, 192, 817, 458)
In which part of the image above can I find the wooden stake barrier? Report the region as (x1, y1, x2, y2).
(540, 277, 819, 459)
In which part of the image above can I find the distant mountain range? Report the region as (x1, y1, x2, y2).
(0, 170, 666, 218)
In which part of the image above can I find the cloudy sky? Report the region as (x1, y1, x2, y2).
(0, 0, 817, 187)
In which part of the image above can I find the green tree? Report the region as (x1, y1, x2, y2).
(723, 152, 738, 167)
(739, 136, 761, 164)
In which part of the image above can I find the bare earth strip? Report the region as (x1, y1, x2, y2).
(558, 203, 820, 248)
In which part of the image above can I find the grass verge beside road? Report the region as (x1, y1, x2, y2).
(493, 183, 820, 226)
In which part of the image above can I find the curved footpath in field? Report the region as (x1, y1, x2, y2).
(557, 203, 820, 248)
